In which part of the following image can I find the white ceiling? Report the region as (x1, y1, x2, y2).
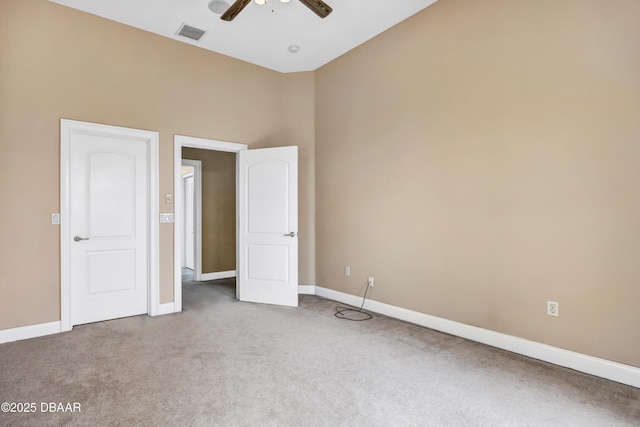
(50, 0, 438, 73)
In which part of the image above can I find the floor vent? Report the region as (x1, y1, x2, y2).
(176, 23, 207, 41)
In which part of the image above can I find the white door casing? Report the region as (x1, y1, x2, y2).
(238, 146, 298, 307)
(174, 136, 248, 311)
(61, 120, 159, 331)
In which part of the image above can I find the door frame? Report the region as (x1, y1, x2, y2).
(173, 135, 247, 311)
(181, 169, 194, 270)
(180, 159, 202, 279)
(60, 119, 160, 332)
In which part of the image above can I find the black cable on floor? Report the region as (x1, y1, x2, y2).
(335, 283, 373, 321)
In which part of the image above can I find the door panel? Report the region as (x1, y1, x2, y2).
(238, 146, 298, 307)
(70, 131, 149, 325)
(88, 250, 135, 293)
(247, 244, 290, 281)
(88, 152, 135, 237)
(248, 161, 290, 233)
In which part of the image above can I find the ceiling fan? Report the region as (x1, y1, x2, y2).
(221, 0, 333, 21)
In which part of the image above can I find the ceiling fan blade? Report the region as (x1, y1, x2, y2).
(298, 0, 333, 18)
(221, 0, 252, 21)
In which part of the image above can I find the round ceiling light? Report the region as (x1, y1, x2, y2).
(208, 0, 230, 14)
(288, 44, 300, 53)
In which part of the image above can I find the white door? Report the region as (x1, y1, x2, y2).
(238, 146, 298, 307)
(68, 128, 150, 325)
(184, 174, 195, 270)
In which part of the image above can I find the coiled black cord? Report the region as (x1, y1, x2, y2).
(334, 283, 373, 321)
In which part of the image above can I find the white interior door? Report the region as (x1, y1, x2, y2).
(238, 146, 298, 307)
(69, 128, 150, 325)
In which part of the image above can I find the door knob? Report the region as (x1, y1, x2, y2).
(74, 236, 90, 242)
(284, 232, 297, 237)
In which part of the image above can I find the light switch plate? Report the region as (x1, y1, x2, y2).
(160, 213, 174, 223)
(52, 213, 60, 225)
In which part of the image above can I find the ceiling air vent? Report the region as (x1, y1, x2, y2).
(176, 23, 207, 41)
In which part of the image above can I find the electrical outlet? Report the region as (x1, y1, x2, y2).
(367, 276, 375, 287)
(345, 266, 350, 276)
(547, 301, 559, 317)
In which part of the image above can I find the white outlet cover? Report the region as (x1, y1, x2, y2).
(547, 301, 559, 316)
(160, 213, 174, 223)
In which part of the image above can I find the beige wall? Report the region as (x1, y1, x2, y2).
(0, 0, 315, 328)
(275, 72, 317, 285)
(2, 0, 638, 369)
(315, 0, 640, 367)
(182, 148, 236, 273)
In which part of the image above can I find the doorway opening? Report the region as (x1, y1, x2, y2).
(173, 136, 247, 312)
(181, 164, 195, 281)
(180, 159, 202, 282)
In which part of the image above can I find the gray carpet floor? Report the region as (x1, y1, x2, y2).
(0, 278, 638, 426)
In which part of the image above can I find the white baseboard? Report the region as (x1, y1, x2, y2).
(0, 321, 62, 344)
(3, 304, 179, 342)
(298, 285, 316, 295)
(199, 270, 236, 281)
(157, 302, 178, 316)
(4, 288, 637, 388)
(314, 286, 640, 389)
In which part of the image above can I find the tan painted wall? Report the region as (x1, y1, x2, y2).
(268, 71, 317, 285)
(182, 148, 236, 273)
(2, 0, 637, 369)
(315, 0, 640, 367)
(0, 0, 315, 328)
